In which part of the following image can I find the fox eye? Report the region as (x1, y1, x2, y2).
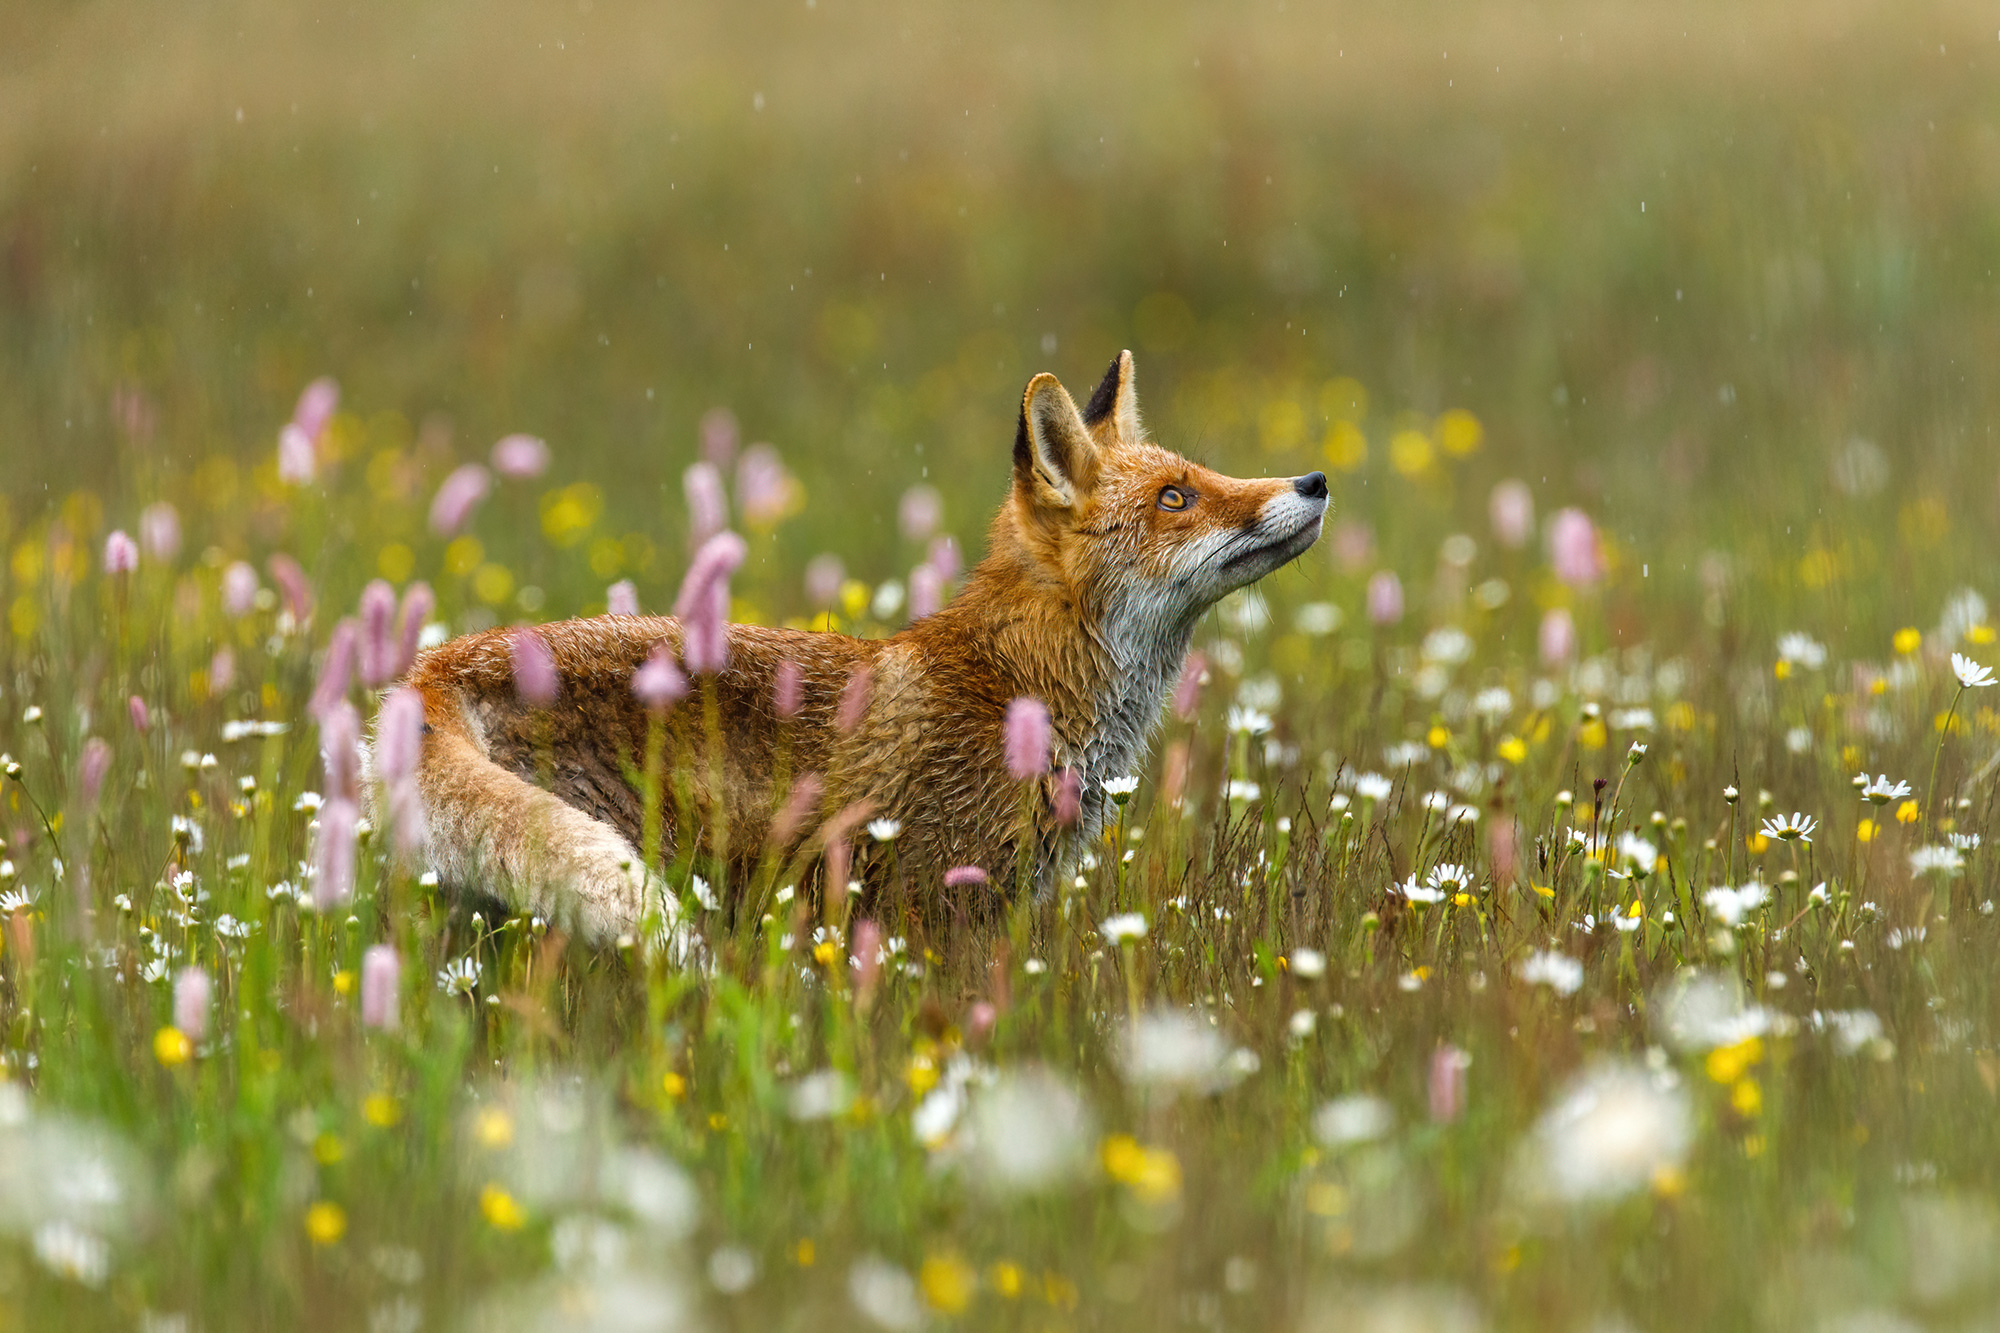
(1157, 485, 1192, 512)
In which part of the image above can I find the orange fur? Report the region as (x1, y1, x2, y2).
(386, 352, 1327, 940)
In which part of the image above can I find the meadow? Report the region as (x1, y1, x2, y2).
(5, 0, 2000, 1328)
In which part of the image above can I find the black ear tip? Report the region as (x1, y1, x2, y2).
(1082, 353, 1126, 427)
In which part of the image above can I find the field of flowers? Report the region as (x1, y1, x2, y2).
(7, 1, 2000, 1329)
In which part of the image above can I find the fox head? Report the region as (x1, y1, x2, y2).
(995, 350, 1328, 655)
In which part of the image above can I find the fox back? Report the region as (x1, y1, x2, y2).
(388, 351, 1328, 940)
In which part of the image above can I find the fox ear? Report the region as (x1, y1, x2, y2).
(1014, 373, 1098, 509)
(1081, 349, 1141, 441)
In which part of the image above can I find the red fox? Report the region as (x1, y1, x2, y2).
(388, 352, 1326, 939)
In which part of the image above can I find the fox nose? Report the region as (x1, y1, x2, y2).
(1294, 471, 1328, 500)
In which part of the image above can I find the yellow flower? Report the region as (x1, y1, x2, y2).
(1705, 1035, 1764, 1085)
(442, 535, 485, 577)
(906, 1055, 940, 1096)
(1100, 1135, 1182, 1204)
(480, 1184, 526, 1231)
(313, 1133, 345, 1166)
(794, 1238, 816, 1267)
(473, 1107, 515, 1149)
(333, 969, 356, 996)
(1388, 430, 1434, 478)
(662, 1071, 687, 1100)
(1896, 800, 1921, 826)
(363, 1094, 401, 1128)
(1426, 724, 1450, 749)
(988, 1261, 1024, 1299)
(1322, 420, 1367, 472)
(708, 1112, 729, 1132)
(1043, 1273, 1081, 1312)
(1650, 1164, 1688, 1198)
(1746, 833, 1770, 854)
(1773, 660, 1792, 681)
(153, 1026, 192, 1067)
(1532, 884, 1554, 899)
(1971, 625, 1997, 645)
(1496, 736, 1528, 764)
(919, 1253, 977, 1314)
(1894, 627, 1922, 655)
(305, 1200, 347, 1246)
(1435, 408, 1483, 456)
(812, 940, 840, 967)
(1730, 1077, 1763, 1117)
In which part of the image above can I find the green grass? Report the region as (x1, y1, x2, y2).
(5, 0, 2000, 1328)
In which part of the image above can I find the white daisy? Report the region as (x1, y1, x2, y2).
(1856, 773, 1911, 805)
(436, 955, 482, 996)
(1760, 812, 1817, 844)
(1952, 653, 1997, 689)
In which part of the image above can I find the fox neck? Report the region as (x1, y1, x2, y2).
(934, 544, 1196, 830)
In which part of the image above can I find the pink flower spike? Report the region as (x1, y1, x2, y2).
(267, 553, 314, 622)
(774, 660, 804, 719)
(1331, 519, 1374, 573)
(1367, 570, 1404, 626)
(374, 687, 426, 787)
(510, 630, 559, 706)
(357, 580, 398, 687)
(77, 738, 112, 809)
(835, 667, 872, 733)
(1429, 1045, 1471, 1124)
(361, 945, 401, 1030)
(606, 580, 639, 617)
(673, 531, 747, 675)
(1004, 697, 1052, 781)
(926, 535, 962, 585)
(173, 967, 212, 1043)
(222, 561, 259, 617)
(277, 423, 317, 485)
(631, 644, 689, 711)
(908, 564, 942, 621)
(964, 1001, 997, 1044)
(314, 797, 359, 909)
(1173, 651, 1207, 721)
(209, 647, 235, 694)
(1489, 480, 1535, 549)
(292, 376, 340, 441)
(310, 620, 357, 719)
(944, 865, 989, 889)
(103, 530, 138, 575)
(700, 406, 739, 469)
(737, 444, 794, 528)
(851, 919, 883, 996)
(1053, 767, 1082, 827)
(128, 695, 151, 734)
(683, 462, 729, 549)
(898, 485, 942, 542)
(1549, 508, 1605, 588)
(490, 433, 550, 479)
(321, 700, 363, 802)
(805, 554, 846, 609)
(139, 503, 182, 562)
(428, 463, 491, 538)
(770, 772, 824, 845)
(395, 583, 434, 675)
(1539, 607, 1577, 668)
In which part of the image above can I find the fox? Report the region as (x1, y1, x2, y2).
(388, 351, 1327, 940)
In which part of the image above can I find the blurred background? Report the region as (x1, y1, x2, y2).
(4, 0, 1998, 638)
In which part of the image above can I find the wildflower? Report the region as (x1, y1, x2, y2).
(103, 530, 139, 575)
(1702, 883, 1769, 927)
(1101, 1134, 1183, 1204)
(153, 1027, 192, 1066)
(631, 645, 688, 711)
(268, 552, 314, 621)
(1949, 832, 1981, 851)
(361, 945, 401, 1030)
(351, 580, 396, 688)
(867, 819, 902, 843)
(1489, 479, 1535, 548)
(804, 553, 846, 609)
(958, 1067, 1093, 1194)
(173, 968, 211, 1042)
(436, 955, 482, 996)
(320, 700, 363, 801)
(674, 531, 748, 674)
(738, 444, 797, 529)
(700, 405, 739, 466)
(929, 534, 963, 583)
(1313, 1094, 1393, 1146)
(1399, 876, 1447, 905)
(1909, 845, 1965, 877)
(604, 579, 640, 617)
(1777, 632, 1827, 669)
(943, 866, 988, 889)
(1290, 947, 1327, 979)
(1052, 768, 1083, 826)
(1366, 570, 1404, 625)
(1549, 508, 1605, 588)
(1613, 833, 1658, 880)
(1104, 774, 1140, 805)
(1004, 697, 1052, 780)
(1512, 1062, 1693, 1205)
(1353, 772, 1394, 802)
(1518, 950, 1584, 995)
(1429, 1046, 1471, 1123)
(394, 583, 434, 676)
(908, 563, 943, 620)
(313, 798, 359, 910)
(509, 629, 558, 706)
(684, 461, 729, 547)
(220, 561, 260, 617)
(1857, 773, 1912, 805)
(490, 433, 550, 479)
(1120, 1008, 1251, 1093)
(1627, 741, 1648, 765)
(1951, 652, 1997, 689)
(33, 1221, 110, 1287)
(1539, 607, 1576, 667)
(309, 620, 357, 720)
(278, 423, 317, 485)
(428, 464, 491, 537)
(1101, 913, 1148, 945)
(0, 887, 33, 916)
(1723, 785, 1740, 803)
(849, 1257, 924, 1332)
(1426, 863, 1475, 895)
(1760, 812, 1817, 843)
(1227, 779, 1262, 802)
(899, 484, 943, 541)
(294, 375, 340, 439)
(1172, 651, 1207, 719)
